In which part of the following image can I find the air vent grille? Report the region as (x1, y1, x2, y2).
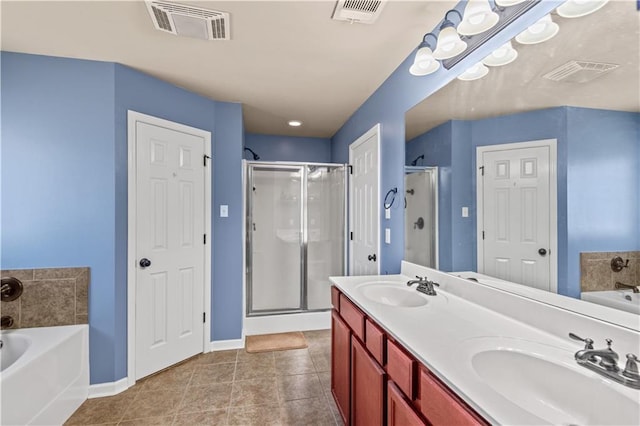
(343, 0, 382, 13)
(145, 1, 230, 40)
(542, 60, 619, 83)
(332, 0, 387, 24)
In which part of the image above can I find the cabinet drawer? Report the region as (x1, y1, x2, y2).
(388, 380, 426, 426)
(386, 339, 416, 399)
(365, 319, 385, 365)
(331, 286, 341, 311)
(339, 294, 365, 341)
(419, 369, 486, 426)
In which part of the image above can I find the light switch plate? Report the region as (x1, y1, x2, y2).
(385, 208, 391, 219)
(220, 205, 229, 217)
(385, 228, 391, 244)
(462, 207, 469, 217)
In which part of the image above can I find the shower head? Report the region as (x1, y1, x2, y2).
(410, 154, 424, 166)
(244, 147, 260, 161)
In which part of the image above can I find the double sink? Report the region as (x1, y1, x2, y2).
(348, 277, 640, 425)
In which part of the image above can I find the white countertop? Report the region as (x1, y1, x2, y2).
(330, 265, 640, 425)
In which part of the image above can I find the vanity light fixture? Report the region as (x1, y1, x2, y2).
(458, 0, 500, 36)
(515, 14, 559, 44)
(494, 0, 527, 6)
(433, 10, 468, 60)
(457, 62, 489, 81)
(482, 40, 518, 66)
(410, 33, 440, 76)
(557, 0, 610, 18)
(288, 120, 302, 127)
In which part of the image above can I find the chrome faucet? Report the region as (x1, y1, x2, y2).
(615, 281, 639, 293)
(569, 333, 640, 389)
(407, 276, 439, 296)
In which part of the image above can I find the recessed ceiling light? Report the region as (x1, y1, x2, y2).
(288, 120, 302, 127)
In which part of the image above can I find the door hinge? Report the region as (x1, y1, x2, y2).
(348, 165, 353, 175)
(203, 154, 211, 166)
(203, 234, 207, 244)
(482, 231, 485, 240)
(479, 165, 485, 176)
(350, 231, 353, 241)
(203, 312, 206, 323)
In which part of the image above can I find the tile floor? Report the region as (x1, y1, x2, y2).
(66, 330, 343, 426)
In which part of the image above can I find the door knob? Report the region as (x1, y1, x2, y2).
(538, 248, 547, 256)
(368, 254, 377, 262)
(139, 258, 151, 268)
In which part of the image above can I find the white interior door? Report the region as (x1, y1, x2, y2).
(349, 124, 380, 275)
(478, 140, 556, 292)
(135, 121, 206, 379)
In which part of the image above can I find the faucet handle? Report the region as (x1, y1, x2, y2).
(623, 354, 639, 379)
(569, 333, 594, 349)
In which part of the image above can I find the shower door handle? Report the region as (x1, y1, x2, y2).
(368, 254, 377, 262)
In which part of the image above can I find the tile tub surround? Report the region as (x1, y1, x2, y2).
(66, 330, 342, 426)
(580, 251, 640, 293)
(0, 267, 89, 328)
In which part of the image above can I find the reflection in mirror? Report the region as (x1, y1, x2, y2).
(404, 166, 438, 268)
(404, 1, 639, 320)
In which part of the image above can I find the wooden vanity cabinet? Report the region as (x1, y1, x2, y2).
(331, 286, 487, 426)
(351, 336, 385, 426)
(331, 310, 351, 425)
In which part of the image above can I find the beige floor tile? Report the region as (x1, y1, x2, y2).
(302, 329, 331, 340)
(230, 377, 279, 407)
(178, 383, 233, 414)
(310, 351, 331, 372)
(121, 390, 182, 420)
(237, 350, 275, 363)
(275, 352, 316, 375)
(118, 416, 174, 425)
(189, 350, 238, 365)
(227, 404, 283, 426)
(173, 409, 228, 425)
(325, 392, 344, 426)
(277, 373, 323, 401)
(139, 364, 194, 391)
(65, 392, 134, 425)
(317, 371, 332, 396)
(235, 359, 276, 380)
(190, 362, 235, 386)
(273, 349, 309, 360)
(281, 397, 335, 425)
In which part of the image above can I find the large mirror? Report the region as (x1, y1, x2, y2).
(404, 1, 639, 322)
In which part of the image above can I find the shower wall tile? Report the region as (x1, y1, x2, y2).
(580, 251, 640, 293)
(0, 267, 89, 329)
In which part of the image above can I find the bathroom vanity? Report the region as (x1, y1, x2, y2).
(330, 262, 640, 426)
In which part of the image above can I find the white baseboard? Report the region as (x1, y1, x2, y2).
(88, 377, 129, 399)
(210, 338, 245, 352)
(244, 311, 331, 335)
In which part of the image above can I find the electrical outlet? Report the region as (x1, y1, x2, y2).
(220, 205, 228, 217)
(462, 207, 469, 217)
(385, 228, 391, 244)
(385, 208, 391, 219)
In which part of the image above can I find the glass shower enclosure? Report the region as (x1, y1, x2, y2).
(245, 162, 346, 316)
(404, 166, 438, 268)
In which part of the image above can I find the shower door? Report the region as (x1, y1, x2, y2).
(404, 167, 438, 268)
(246, 163, 346, 316)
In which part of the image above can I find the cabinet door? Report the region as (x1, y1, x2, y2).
(351, 336, 385, 426)
(420, 369, 486, 426)
(388, 380, 426, 426)
(332, 310, 351, 425)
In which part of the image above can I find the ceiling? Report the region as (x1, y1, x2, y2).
(406, 0, 640, 140)
(1, 0, 456, 138)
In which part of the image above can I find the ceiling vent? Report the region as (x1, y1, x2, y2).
(331, 0, 387, 24)
(145, 1, 230, 40)
(542, 60, 619, 84)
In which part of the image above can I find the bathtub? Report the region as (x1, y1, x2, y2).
(581, 290, 640, 315)
(1, 325, 89, 425)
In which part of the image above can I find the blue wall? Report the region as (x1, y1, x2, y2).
(406, 106, 639, 297)
(245, 133, 331, 163)
(331, 0, 562, 275)
(2, 52, 118, 383)
(1, 52, 245, 384)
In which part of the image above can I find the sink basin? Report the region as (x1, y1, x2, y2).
(470, 345, 640, 425)
(357, 283, 428, 307)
